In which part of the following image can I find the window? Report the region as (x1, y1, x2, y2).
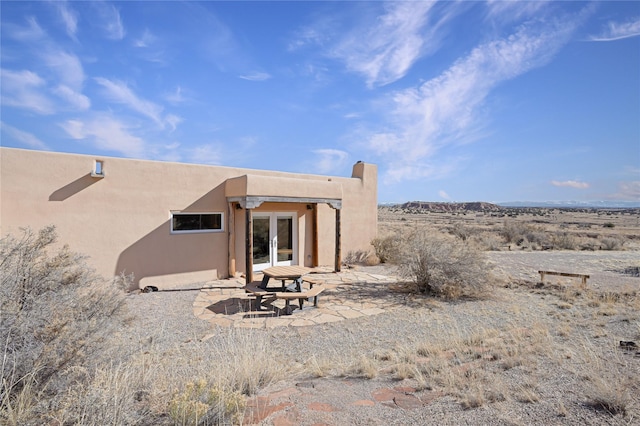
(171, 212, 223, 233)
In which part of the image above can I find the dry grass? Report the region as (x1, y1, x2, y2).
(307, 280, 639, 418)
(379, 205, 640, 251)
(1, 226, 127, 425)
(3, 209, 640, 424)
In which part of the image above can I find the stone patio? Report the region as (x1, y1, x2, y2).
(193, 268, 403, 328)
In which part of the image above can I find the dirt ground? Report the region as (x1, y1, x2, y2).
(126, 249, 639, 425)
(242, 251, 640, 426)
(121, 207, 639, 425)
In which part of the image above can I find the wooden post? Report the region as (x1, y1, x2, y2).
(312, 204, 319, 267)
(228, 202, 236, 277)
(245, 207, 253, 284)
(334, 208, 341, 272)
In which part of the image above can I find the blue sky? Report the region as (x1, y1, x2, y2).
(1, 1, 639, 204)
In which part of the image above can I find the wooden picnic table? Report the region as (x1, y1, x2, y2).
(259, 265, 311, 290)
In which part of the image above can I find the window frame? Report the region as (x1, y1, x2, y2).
(170, 211, 224, 234)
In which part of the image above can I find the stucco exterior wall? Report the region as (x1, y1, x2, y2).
(0, 148, 377, 286)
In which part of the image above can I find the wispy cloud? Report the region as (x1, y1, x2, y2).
(438, 190, 451, 200)
(615, 181, 640, 200)
(551, 180, 590, 189)
(364, 12, 583, 183)
(96, 3, 125, 40)
(53, 85, 90, 110)
(54, 1, 78, 40)
(312, 148, 349, 174)
(3, 16, 89, 112)
(133, 28, 156, 48)
(589, 17, 640, 41)
(188, 144, 221, 165)
(165, 114, 183, 132)
(165, 86, 188, 105)
(94, 77, 178, 129)
(0, 68, 54, 114)
(60, 114, 145, 157)
(238, 72, 272, 81)
(288, 24, 331, 52)
(0, 121, 49, 150)
(330, 2, 443, 87)
(485, 0, 549, 22)
(4, 17, 46, 42)
(132, 28, 167, 64)
(604, 181, 640, 201)
(42, 49, 85, 90)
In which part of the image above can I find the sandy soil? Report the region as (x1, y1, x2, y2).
(123, 250, 640, 425)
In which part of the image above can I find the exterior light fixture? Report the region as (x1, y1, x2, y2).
(91, 160, 105, 178)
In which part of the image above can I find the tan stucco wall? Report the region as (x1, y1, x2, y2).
(0, 148, 377, 286)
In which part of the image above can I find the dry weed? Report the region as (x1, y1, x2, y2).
(570, 337, 639, 418)
(303, 355, 333, 378)
(0, 226, 127, 424)
(346, 355, 379, 379)
(396, 230, 492, 298)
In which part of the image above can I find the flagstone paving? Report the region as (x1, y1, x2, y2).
(193, 268, 403, 328)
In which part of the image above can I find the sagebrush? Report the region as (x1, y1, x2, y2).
(396, 230, 491, 298)
(0, 226, 127, 425)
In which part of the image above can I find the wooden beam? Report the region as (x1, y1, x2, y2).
(245, 208, 253, 284)
(334, 208, 341, 272)
(228, 196, 341, 209)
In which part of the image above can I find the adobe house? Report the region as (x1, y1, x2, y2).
(0, 148, 377, 289)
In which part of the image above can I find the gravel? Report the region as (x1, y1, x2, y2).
(118, 251, 639, 425)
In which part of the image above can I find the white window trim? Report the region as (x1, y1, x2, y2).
(170, 211, 224, 234)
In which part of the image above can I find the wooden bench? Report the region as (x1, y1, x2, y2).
(245, 284, 325, 315)
(538, 270, 589, 288)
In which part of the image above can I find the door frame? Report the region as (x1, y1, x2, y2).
(252, 211, 298, 272)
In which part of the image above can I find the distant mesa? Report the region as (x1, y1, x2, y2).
(396, 201, 501, 212)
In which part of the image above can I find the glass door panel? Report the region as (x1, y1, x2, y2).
(252, 212, 296, 271)
(252, 216, 271, 271)
(276, 216, 293, 264)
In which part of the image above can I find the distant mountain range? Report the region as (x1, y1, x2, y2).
(382, 201, 640, 210)
(395, 201, 502, 212)
(497, 201, 640, 208)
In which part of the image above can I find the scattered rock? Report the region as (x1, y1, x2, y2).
(619, 340, 637, 349)
(393, 393, 423, 410)
(307, 402, 338, 412)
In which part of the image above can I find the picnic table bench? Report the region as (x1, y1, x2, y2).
(538, 270, 589, 288)
(245, 283, 325, 315)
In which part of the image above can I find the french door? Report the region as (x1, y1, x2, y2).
(252, 212, 297, 271)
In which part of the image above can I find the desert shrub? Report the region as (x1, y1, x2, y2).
(499, 221, 551, 249)
(396, 231, 491, 298)
(449, 224, 471, 241)
(599, 237, 623, 251)
(0, 226, 126, 425)
(372, 234, 403, 263)
(524, 228, 549, 248)
(168, 379, 245, 426)
(470, 232, 503, 251)
(500, 221, 529, 245)
(343, 249, 378, 266)
(551, 232, 578, 250)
